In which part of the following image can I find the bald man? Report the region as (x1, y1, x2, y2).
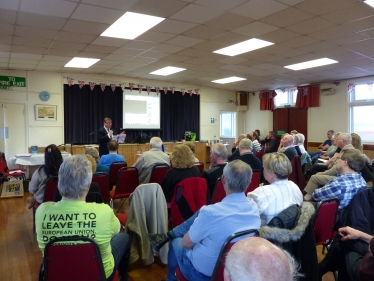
(279, 134, 297, 162)
(224, 237, 298, 281)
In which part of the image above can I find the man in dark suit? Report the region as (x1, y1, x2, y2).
(98, 117, 113, 156)
(264, 131, 280, 153)
(279, 134, 297, 162)
(238, 138, 262, 174)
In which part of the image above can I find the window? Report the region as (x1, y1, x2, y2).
(274, 89, 298, 108)
(350, 83, 374, 142)
(220, 112, 236, 138)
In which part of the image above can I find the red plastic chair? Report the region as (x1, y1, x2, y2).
(313, 197, 340, 254)
(211, 178, 225, 204)
(245, 170, 260, 194)
(109, 162, 127, 189)
(176, 229, 259, 281)
(40, 236, 119, 281)
(193, 162, 204, 175)
(0, 152, 26, 181)
(92, 172, 111, 206)
(149, 164, 169, 185)
(255, 147, 265, 161)
(110, 167, 138, 213)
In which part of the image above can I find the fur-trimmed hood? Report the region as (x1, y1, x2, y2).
(260, 202, 315, 243)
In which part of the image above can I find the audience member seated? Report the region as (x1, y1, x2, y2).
(319, 226, 374, 281)
(53, 154, 101, 203)
(279, 134, 298, 162)
(202, 143, 228, 197)
(308, 129, 334, 161)
(85, 146, 110, 174)
(292, 134, 302, 156)
(148, 160, 261, 281)
(35, 155, 131, 280)
(290, 130, 298, 135)
(99, 140, 125, 167)
(304, 133, 374, 200)
(310, 150, 367, 213)
(184, 142, 199, 162)
(133, 137, 170, 184)
(161, 145, 200, 202)
(224, 237, 300, 281)
(250, 131, 262, 152)
(238, 138, 262, 174)
(247, 153, 303, 226)
(264, 131, 280, 154)
(26, 144, 63, 208)
(296, 133, 306, 154)
(228, 134, 246, 162)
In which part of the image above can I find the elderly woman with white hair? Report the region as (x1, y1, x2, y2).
(35, 155, 131, 281)
(247, 153, 303, 226)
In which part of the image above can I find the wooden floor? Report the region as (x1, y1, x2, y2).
(0, 193, 335, 281)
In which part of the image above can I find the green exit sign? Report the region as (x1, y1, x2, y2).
(277, 130, 286, 136)
(0, 76, 26, 89)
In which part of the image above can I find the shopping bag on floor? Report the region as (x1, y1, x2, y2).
(0, 179, 24, 198)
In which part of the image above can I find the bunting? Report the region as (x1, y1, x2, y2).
(67, 77, 74, 86)
(302, 87, 309, 96)
(181, 89, 185, 96)
(146, 86, 152, 95)
(259, 91, 264, 99)
(110, 84, 116, 92)
(120, 84, 126, 91)
(155, 87, 160, 95)
(195, 89, 200, 95)
(188, 90, 193, 96)
(78, 80, 85, 89)
(348, 83, 355, 94)
(163, 87, 168, 94)
(138, 85, 143, 93)
(332, 82, 340, 86)
(89, 82, 96, 91)
(129, 83, 134, 91)
(100, 83, 106, 92)
(368, 83, 373, 91)
(171, 87, 175, 94)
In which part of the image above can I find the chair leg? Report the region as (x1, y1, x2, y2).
(115, 198, 128, 213)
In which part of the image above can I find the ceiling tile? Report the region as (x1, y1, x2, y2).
(57, 32, 98, 44)
(82, 0, 138, 10)
(230, 0, 289, 20)
(0, 44, 11, 52)
(204, 13, 254, 31)
(46, 49, 79, 57)
(91, 37, 129, 47)
(17, 12, 67, 30)
(307, 25, 357, 40)
(138, 51, 170, 59)
(277, 0, 306, 5)
(82, 45, 118, 54)
(162, 54, 192, 62)
(326, 33, 370, 46)
(217, 57, 247, 64)
(191, 41, 226, 52)
(11, 45, 47, 55)
(286, 17, 336, 35)
(257, 28, 301, 43)
(136, 31, 177, 43)
(127, 57, 159, 65)
(128, 0, 188, 18)
(20, 0, 78, 17)
(112, 47, 146, 56)
(194, 0, 247, 10)
(13, 37, 52, 48)
(175, 48, 207, 57)
(71, 4, 125, 24)
(294, 0, 342, 15)
(170, 4, 224, 24)
(151, 44, 185, 53)
(320, 3, 374, 25)
(182, 25, 226, 40)
(0, 23, 15, 36)
(10, 52, 43, 59)
(165, 35, 204, 48)
(260, 7, 314, 28)
(0, 9, 18, 24)
(152, 19, 197, 34)
(63, 19, 110, 35)
(15, 26, 59, 39)
(50, 41, 87, 51)
(233, 21, 278, 37)
(278, 36, 318, 48)
(103, 54, 134, 61)
(76, 51, 108, 59)
(9, 63, 36, 70)
(9, 58, 40, 65)
(124, 40, 160, 50)
(0, 36, 12, 45)
(42, 55, 74, 61)
(0, 1, 20, 10)
(341, 15, 374, 33)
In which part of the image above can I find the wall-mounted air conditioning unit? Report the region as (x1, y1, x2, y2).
(320, 88, 335, 95)
(236, 92, 248, 112)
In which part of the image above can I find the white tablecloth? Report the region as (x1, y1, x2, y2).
(10, 153, 71, 166)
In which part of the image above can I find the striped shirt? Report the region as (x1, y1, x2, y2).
(313, 173, 366, 209)
(252, 140, 262, 152)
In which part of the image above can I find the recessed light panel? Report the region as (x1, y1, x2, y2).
(101, 12, 165, 40)
(364, 0, 374, 8)
(150, 66, 186, 76)
(212, 76, 246, 84)
(284, 58, 338, 71)
(64, 57, 100, 68)
(213, 39, 274, 56)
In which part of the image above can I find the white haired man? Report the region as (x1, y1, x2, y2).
(133, 137, 170, 184)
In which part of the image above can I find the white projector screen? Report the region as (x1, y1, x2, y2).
(122, 89, 161, 129)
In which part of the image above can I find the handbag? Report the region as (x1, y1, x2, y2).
(0, 177, 24, 198)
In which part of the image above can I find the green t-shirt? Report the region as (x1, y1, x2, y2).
(36, 200, 120, 278)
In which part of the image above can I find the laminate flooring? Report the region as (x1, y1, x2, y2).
(0, 192, 335, 281)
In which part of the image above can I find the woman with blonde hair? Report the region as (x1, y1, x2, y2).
(161, 144, 200, 202)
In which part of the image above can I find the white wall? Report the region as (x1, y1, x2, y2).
(245, 92, 272, 139)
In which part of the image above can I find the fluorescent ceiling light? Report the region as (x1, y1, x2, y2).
(364, 0, 374, 8)
(212, 76, 246, 84)
(101, 12, 165, 40)
(284, 58, 338, 71)
(64, 57, 100, 68)
(150, 66, 186, 76)
(213, 39, 274, 56)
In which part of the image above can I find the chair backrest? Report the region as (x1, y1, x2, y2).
(193, 162, 204, 175)
(211, 178, 225, 204)
(115, 167, 139, 198)
(92, 172, 110, 204)
(170, 177, 208, 227)
(210, 229, 259, 281)
(44, 176, 59, 202)
(288, 155, 307, 191)
(43, 236, 106, 281)
(149, 164, 169, 185)
(313, 198, 340, 246)
(109, 162, 127, 186)
(0, 152, 8, 174)
(246, 170, 260, 194)
(255, 147, 265, 161)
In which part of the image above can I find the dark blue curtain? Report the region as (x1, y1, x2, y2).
(64, 85, 200, 144)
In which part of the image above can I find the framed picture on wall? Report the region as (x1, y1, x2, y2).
(35, 104, 57, 121)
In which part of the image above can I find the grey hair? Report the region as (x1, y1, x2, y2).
(211, 143, 228, 160)
(150, 137, 162, 149)
(85, 146, 99, 160)
(223, 160, 252, 193)
(340, 133, 352, 144)
(262, 153, 292, 179)
(296, 133, 304, 144)
(239, 138, 252, 150)
(340, 149, 365, 172)
(58, 155, 92, 199)
(293, 135, 300, 145)
(238, 134, 246, 141)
